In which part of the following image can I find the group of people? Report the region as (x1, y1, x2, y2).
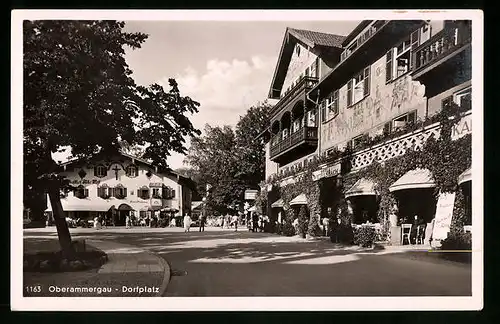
(246, 213, 269, 232)
(183, 213, 207, 233)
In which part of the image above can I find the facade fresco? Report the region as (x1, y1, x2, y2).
(281, 43, 318, 96)
(50, 154, 189, 216)
(320, 56, 426, 150)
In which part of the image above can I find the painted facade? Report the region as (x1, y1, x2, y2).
(320, 65, 427, 150)
(46, 153, 193, 224)
(281, 43, 319, 97)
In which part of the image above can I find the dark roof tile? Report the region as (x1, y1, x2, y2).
(288, 28, 346, 48)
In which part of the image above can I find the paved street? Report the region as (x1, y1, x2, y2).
(24, 226, 472, 296)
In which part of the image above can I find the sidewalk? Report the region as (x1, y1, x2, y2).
(23, 238, 170, 297)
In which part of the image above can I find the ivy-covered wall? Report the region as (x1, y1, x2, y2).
(265, 103, 472, 240)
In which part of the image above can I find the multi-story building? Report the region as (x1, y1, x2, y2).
(45, 151, 196, 226)
(260, 20, 473, 245)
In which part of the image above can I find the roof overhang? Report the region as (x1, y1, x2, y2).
(345, 178, 377, 198)
(290, 193, 307, 206)
(458, 167, 471, 185)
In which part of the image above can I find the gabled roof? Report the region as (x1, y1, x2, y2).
(268, 27, 346, 99)
(58, 150, 197, 189)
(288, 28, 346, 48)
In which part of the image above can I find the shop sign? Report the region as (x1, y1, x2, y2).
(312, 163, 341, 181)
(151, 198, 162, 206)
(70, 179, 100, 185)
(244, 190, 258, 200)
(149, 182, 163, 188)
(451, 114, 472, 141)
(432, 192, 456, 242)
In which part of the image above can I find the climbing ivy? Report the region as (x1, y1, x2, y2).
(265, 104, 471, 240)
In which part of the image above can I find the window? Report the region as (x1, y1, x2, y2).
(282, 128, 289, 140)
(392, 111, 417, 131)
(386, 37, 411, 82)
(152, 188, 161, 199)
(306, 109, 316, 127)
(162, 186, 176, 199)
(296, 45, 301, 57)
(292, 117, 303, 133)
(126, 165, 138, 177)
(137, 187, 150, 199)
(322, 90, 339, 122)
(113, 184, 127, 199)
(349, 133, 370, 150)
(454, 87, 471, 110)
(74, 185, 89, 199)
(347, 67, 370, 107)
(94, 165, 107, 178)
(97, 184, 110, 199)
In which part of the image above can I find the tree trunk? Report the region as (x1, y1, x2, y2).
(47, 185, 75, 259)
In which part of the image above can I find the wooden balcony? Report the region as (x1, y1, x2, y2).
(270, 126, 318, 161)
(270, 76, 318, 121)
(411, 22, 472, 97)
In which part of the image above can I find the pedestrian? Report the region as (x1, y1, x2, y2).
(277, 211, 283, 235)
(183, 213, 192, 233)
(94, 216, 100, 230)
(125, 214, 131, 229)
(232, 214, 239, 231)
(199, 213, 206, 232)
(252, 212, 258, 232)
(322, 217, 329, 236)
(293, 218, 299, 235)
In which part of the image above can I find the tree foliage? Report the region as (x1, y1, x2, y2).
(185, 103, 271, 215)
(23, 20, 200, 256)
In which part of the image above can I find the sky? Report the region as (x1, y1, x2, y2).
(53, 20, 361, 169)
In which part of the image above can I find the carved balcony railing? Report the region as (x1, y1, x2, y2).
(349, 123, 442, 171)
(270, 126, 318, 159)
(270, 76, 318, 117)
(412, 23, 472, 75)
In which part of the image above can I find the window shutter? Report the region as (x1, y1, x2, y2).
(137, 189, 140, 198)
(172, 189, 176, 198)
(124, 188, 127, 197)
(408, 111, 417, 123)
(363, 67, 370, 97)
(94, 167, 98, 177)
(321, 100, 326, 122)
(84, 189, 89, 198)
(386, 49, 393, 82)
(383, 122, 392, 135)
(347, 80, 353, 106)
(410, 30, 420, 69)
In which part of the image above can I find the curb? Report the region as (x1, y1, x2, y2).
(156, 253, 171, 297)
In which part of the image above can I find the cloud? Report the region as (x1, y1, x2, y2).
(159, 55, 279, 169)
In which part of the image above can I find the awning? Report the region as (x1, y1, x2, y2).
(271, 198, 284, 208)
(458, 167, 471, 185)
(389, 168, 435, 192)
(290, 193, 307, 206)
(46, 196, 114, 212)
(345, 178, 377, 198)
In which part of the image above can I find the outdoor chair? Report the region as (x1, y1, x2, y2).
(401, 224, 412, 245)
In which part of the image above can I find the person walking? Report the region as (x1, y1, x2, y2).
(183, 213, 192, 233)
(322, 217, 329, 236)
(199, 213, 206, 232)
(232, 214, 239, 232)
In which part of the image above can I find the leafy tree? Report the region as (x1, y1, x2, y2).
(234, 102, 271, 189)
(185, 125, 244, 215)
(24, 20, 200, 258)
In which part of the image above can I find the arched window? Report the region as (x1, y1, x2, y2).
(126, 165, 138, 178)
(74, 185, 89, 199)
(94, 165, 107, 178)
(137, 186, 150, 199)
